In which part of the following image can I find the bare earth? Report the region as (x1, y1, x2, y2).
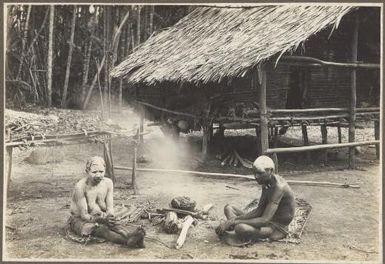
(4, 118, 381, 262)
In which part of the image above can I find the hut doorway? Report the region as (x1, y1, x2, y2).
(286, 67, 309, 109)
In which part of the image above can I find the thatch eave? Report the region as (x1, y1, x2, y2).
(110, 5, 355, 85)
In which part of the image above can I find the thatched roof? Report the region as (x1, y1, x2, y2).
(110, 5, 354, 84)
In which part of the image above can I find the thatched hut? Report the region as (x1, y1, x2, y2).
(111, 5, 380, 167)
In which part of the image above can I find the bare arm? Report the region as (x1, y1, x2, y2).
(233, 187, 284, 228)
(105, 179, 114, 215)
(235, 189, 268, 220)
(72, 185, 94, 221)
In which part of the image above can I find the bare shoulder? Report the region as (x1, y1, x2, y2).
(275, 175, 293, 194)
(103, 177, 113, 188)
(74, 177, 87, 191)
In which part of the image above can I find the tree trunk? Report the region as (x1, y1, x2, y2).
(47, 5, 54, 107)
(81, 40, 92, 103)
(103, 6, 110, 116)
(16, 5, 32, 81)
(130, 22, 135, 49)
(137, 5, 141, 46)
(61, 5, 77, 108)
(149, 5, 154, 34)
(83, 8, 130, 110)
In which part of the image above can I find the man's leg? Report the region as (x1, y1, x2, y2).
(234, 223, 273, 240)
(224, 204, 245, 220)
(221, 223, 274, 246)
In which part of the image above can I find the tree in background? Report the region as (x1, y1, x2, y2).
(5, 4, 192, 110)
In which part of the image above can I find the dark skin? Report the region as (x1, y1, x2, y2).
(70, 159, 145, 247)
(216, 167, 295, 243)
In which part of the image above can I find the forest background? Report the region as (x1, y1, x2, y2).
(5, 5, 193, 112)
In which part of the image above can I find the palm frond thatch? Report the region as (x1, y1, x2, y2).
(110, 5, 354, 85)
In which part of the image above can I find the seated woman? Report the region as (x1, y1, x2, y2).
(68, 156, 145, 248)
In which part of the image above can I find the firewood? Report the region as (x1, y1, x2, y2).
(163, 211, 181, 234)
(228, 153, 235, 167)
(221, 153, 232, 166)
(201, 203, 214, 214)
(114, 166, 360, 188)
(175, 215, 195, 249)
(232, 154, 240, 167)
(233, 150, 253, 168)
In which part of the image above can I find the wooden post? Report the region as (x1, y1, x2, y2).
(6, 146, 13, 193)
(374, 120, 379, 159)
(259, 64, 269, 155)
(209, 123, 214, 142)
(302, 124, 309, 146)
(218, 123, 225, 139)
(202, 123, 210, 159)
(119, 78, 123, 110)
(337, 123, 342, 143)
(348, 13, 359, 169)
(271, 126, 279, 173)
(103, 140, 115, 183)
(108, 135, 114, 179)
(132, 129, 139, 194)
(321, 123, 328, 163)
(139, 105, 144, 144)
(301, 123, 311, 162)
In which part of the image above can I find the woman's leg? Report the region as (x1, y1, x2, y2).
(92, 225, 145, 247)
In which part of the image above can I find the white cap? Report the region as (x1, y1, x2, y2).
(252, 155, 275, 172)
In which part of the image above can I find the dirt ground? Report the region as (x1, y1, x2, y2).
(4, 112, 382, 262)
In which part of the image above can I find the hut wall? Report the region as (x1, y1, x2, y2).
(266, 65, 291, 109)
(306, 68, 351, 108)
(218, 64, 290, 109)
(284, 8, 380, 108)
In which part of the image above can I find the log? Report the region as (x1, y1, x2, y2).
(269, 107, 349, 113)
(271, 114, 349, 121)
(137, 101, 197, 118)
(175, 215, 194, 249)
(163, 211, 181, 234)
(159, 208, 200, 218)
(201, 203, 214, 214)
(114, 166, 360, 188)
(268, 107, 379, 114)
(233, 150, 253, 169)
(279, 55, 380, 69)
(221, 153, 232, 167)
(265, 140, 379, 154)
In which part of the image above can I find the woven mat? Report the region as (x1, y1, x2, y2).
(64, 204, 148, 245)
(245, 198, 312, 244)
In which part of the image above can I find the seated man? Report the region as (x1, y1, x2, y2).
(216, 155, 295, 245)
(68, 156, 145, 248)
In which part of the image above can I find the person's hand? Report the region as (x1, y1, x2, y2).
(106, 214, 117, 227)
(215, 219, 235, 236)
(93, 213, 116, 225)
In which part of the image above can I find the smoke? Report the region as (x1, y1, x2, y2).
(100, 98, 206, 199)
